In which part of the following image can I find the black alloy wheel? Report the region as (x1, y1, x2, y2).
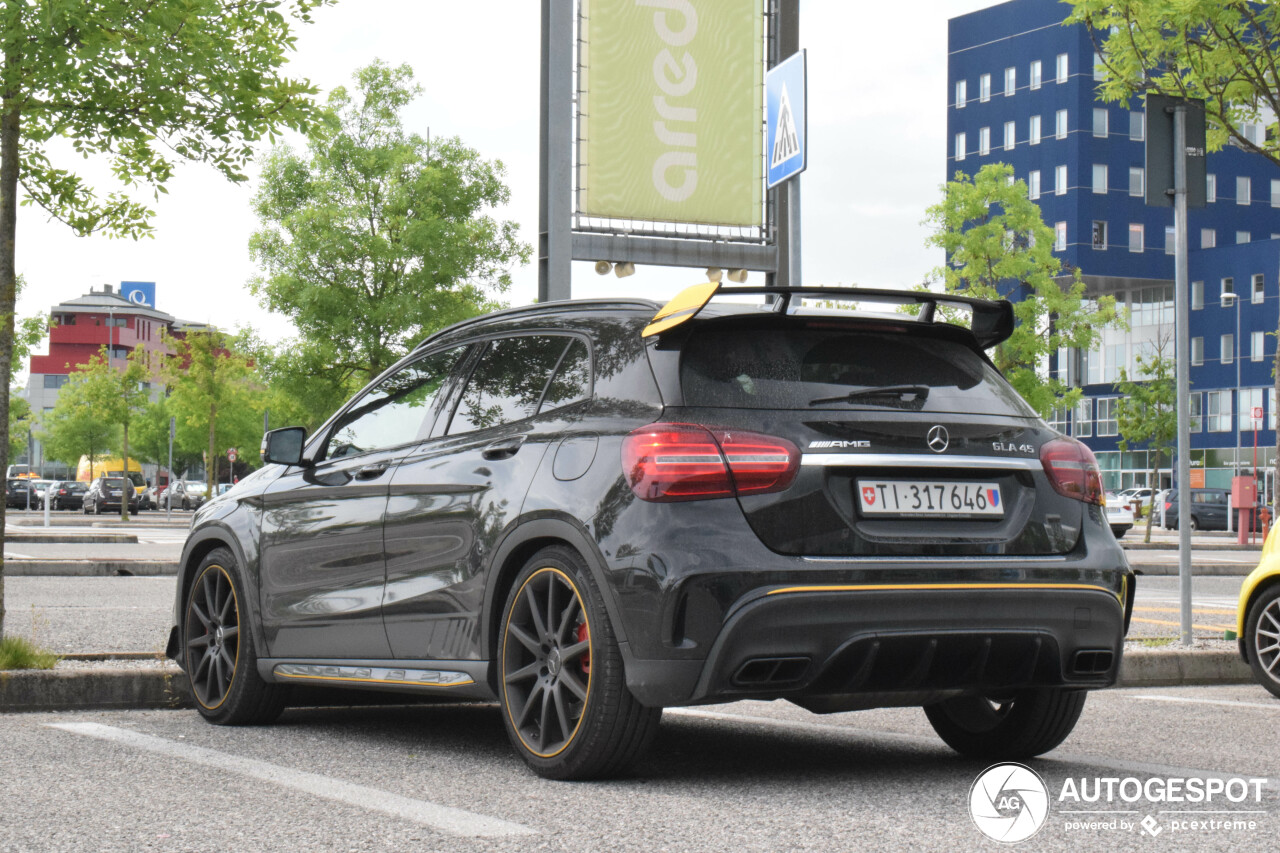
(499, 547, 660, 779)
(183, 549, 288, 724)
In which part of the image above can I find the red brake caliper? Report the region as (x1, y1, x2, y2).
(576, 622, 590, 675)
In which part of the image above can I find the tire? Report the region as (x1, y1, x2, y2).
(1189, 516, 1199, 531)
(1110, 526, 1128, 539)
(498, 545, 661, 780)
(1244, 585, 1280, 700)
(182, 498, 190, 511)
(924, 689, 1087, 759)
(182, 547, 289, 725)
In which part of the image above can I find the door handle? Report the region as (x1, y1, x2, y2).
(354, 463, 390, 480)
(482, 437, 526, 460)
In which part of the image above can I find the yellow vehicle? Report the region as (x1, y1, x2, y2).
(76, 456, 145, 489)
(1237, 526, 1280, 698)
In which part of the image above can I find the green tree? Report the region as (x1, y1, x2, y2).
(1067, 1, 1280, 165)
(0, 0, 334, 637)
(163, 329, 266, 495)
(1116, 341, 1178, 543)
(37, 360, 122, 481)
(249, 60, 531, 423)
(93, 348, 150, 520)
(7, 275, 47, 465)
(7, 395, 30, 466)
(924, 162, 1122, 418)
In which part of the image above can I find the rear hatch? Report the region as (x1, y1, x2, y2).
(661, 316, 1089, 557)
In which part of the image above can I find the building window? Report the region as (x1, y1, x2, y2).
(1253, 330, 1265, 362)
(1030, 59, 1042, 90)
(1221, 333, 1234, 365)
(1192, 280, 1204, 310)
(1238, 175, 1251, 205)
(1096, 398, 1119, 436)
(1237, 231, 1251, 244)
(1055, 221, 1067, 251)
(955, 79, 966, 108)
(1075, 398, 1093, 437)
(1273, 179, 1280, 207)
(105, 316, 127, 327)
(43, 374, 69, 389)
(1004, 121, 1016, 150)
(1165, 226, 1176, 255)
(1025, 170, 1040, 200)
(955, 133, 966, 161)
(1207, 390, 1231, 432)
(1190, 392, 1203, 432)
(1056, 164, 1067, 195)
(1049, 406, 1068, 433)
(1056, 52, 1069, 83)
(1242, 388, 1265, 427)
(979, 126, 990, 156)
(1129, 167, 1144, 197)
(1253, 273, 1265, 303)
(1129, 223, 1144, 252)
(1093, 108, 1108, 137)
(1055, 109, 1068, 139)
(1029, 115, 1041, 146)
(980, 73, 991, 102)
(1092, 220, 1107, 250)
(1092, 163, 1107, 194)
(1130, 111, 1145, 141)
(1004, 66, 1016, 96)
(1207, 173, 1216, 202)
(1202, 228, 1216, 249)
(1191, 336, 1204, 366)
(1094, 52, 1106, 80)
(1222, 276, 1234, 298)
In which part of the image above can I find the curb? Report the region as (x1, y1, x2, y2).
(2, 560, 179, 576)
(5, 533, 139, 544)
(0, 649, 1255, 714)
(1117, 648, 1253, 687)
(1129, 563, 1252, 576)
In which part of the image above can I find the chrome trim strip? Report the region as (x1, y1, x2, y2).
(800, 453, 1042, 471)
(273, 663, 474, 687)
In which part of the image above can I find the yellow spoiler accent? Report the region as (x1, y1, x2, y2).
(642, 281, 721, 337)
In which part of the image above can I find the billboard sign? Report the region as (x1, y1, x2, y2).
(766, 50, 806, 188)
(578, 0, 764, 227)
(120, 281, 156, 308)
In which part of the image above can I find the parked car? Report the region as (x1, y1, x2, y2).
(166, 286, 1134, 779)
(1161, 488, 1263, 532)
(1116, 487, 1155, 510)
(137, 484, 159, 511)
(44, 480, 88, 511)
(1105, 492, 1134, 538)
(4, 478, 36, 509)
(162, 480, 207, 511)
(82, 477, 139, 515)
(1237, 527, 1280, 698)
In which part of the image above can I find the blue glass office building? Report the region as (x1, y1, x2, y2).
(949, 0, 1280, 498)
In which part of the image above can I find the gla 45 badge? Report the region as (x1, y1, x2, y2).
(993, 441, 1035, 454)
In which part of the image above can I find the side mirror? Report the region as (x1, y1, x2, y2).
(262, 426, 308, 467)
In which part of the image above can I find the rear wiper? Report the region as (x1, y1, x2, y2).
(808, 385, 930, 406)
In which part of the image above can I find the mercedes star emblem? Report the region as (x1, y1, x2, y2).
(927, 425, 950, 453)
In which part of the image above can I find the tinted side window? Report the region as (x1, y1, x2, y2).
(449, 336, 571, 434)
(326, 346, 468, 460)
(540, 339, 591, 411)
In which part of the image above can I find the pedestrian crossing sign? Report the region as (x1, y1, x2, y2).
(766, 50, 807, 188)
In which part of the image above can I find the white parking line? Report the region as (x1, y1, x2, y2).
(1126, 694, 1280, 711)
(2, 552, 34, 559)
(46, 722, 536, 838)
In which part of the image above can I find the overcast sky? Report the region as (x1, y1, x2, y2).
(15, 0, 998, 356)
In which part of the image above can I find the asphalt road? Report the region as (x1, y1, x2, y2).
(1, 684, 1276, 852)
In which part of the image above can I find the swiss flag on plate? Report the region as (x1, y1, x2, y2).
(862, 486, 877, 506)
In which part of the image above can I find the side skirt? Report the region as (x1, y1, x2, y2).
(258, 658, 496, 701)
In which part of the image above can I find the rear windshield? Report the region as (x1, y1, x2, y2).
(679, 327, 1037, 416)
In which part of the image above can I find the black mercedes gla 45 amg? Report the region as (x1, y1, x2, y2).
(167, 285, 1134, 779)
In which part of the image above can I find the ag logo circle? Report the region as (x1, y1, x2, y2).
(968, 763, 1049, 843)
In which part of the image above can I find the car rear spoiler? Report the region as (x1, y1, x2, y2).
(642, 283, 1015, 350)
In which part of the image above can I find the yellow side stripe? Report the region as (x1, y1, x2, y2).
(765, 582, 1122, 604)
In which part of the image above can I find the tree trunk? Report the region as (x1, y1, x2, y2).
(1144, 455, 1159, 543)
(120, 423, 130, 521)
(207, 401, 216, 497)
(0, 53, 23, 641)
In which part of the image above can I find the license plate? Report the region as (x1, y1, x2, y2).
(110, 490, 121, 497)
(858, 480, 1003, 517)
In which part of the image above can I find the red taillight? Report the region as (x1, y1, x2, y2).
(1039, 438, 1104, 505)
(621, 423, 800, 502)
(1164, 501, 1172, 511)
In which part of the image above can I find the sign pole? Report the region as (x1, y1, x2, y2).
(167, 416, 175, 523)
(1173, 103, 1193, 647)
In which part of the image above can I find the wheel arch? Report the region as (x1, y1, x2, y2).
(174, 526, 267, 662)
(1239, 565, 1280, 659)
(480, 515, 626, 687)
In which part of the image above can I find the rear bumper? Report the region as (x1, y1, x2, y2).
(624, 584, 1126, 708)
